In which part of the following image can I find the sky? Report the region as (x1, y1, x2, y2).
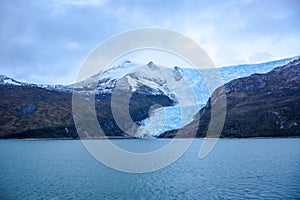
(0, 0, 300, 84)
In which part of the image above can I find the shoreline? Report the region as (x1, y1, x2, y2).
(1, 136, 299, 140)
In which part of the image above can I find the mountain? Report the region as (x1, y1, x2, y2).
(71, 60, 140, 94)
(0, 86, 174, 139)
(0, 57, 298, 138)
(73, 57, 296, 137)
(136, 57, 297, 136)
(159, 58, 300, 138)
(0, 75, 73, 93)
(73, 57, 296, 104)
(73, 61, 186, 102)
(0, 62, 181, 139)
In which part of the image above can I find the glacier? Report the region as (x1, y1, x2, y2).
(129, 57, 298, 137)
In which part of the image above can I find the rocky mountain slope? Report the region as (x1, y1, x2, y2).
(159, 58, 300, 138)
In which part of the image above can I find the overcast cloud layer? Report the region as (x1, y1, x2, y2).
(0, 0, 300, 84)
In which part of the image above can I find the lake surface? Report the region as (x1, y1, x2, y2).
(0, 138, 299, 199)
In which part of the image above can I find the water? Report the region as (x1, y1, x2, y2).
(0, 138, 299, 199)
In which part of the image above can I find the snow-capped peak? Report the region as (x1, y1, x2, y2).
(101, 60, 141, 80)
(113, 62, 195, 104)
(173, 66, 183, 81)
(0, 75, 23, 86)
(146, 61, 157, 70)
(0, 74, 73, 93)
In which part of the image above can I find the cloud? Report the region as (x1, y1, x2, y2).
(0, 0, 299, 84)
(54, 0, 108, 7)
